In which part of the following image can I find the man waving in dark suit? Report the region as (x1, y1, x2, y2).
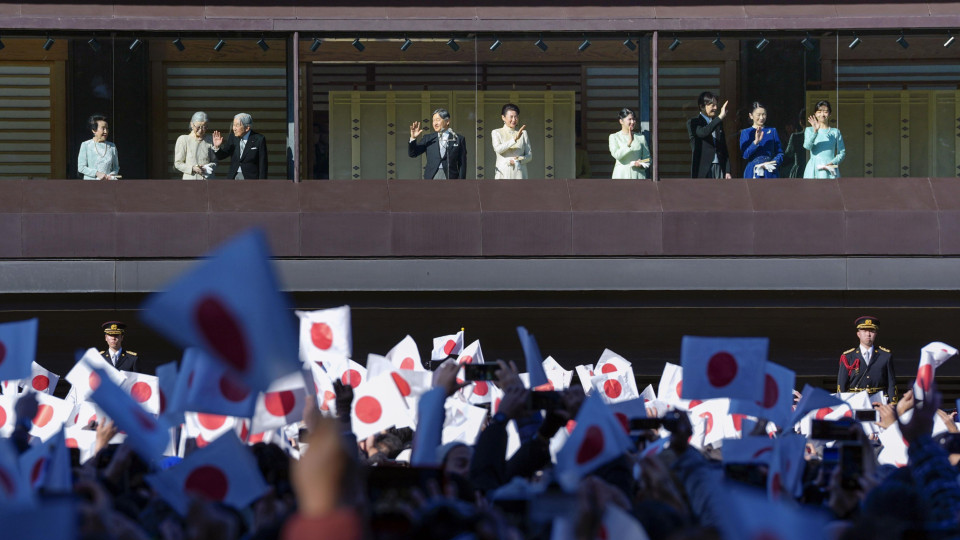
(687, 91, 731, 179)
(408, 108, 467, 179)
(212, 112, 268, 179)
(100, 321, 139, 372)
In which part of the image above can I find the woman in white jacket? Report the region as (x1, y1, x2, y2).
(491, 103, 532, 179)
(608, 108, 650, 179)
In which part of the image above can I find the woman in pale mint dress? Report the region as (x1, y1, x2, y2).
(802, 100, 845, 179)
(78, 114, 119, 180)
(608, 108, 651, 179)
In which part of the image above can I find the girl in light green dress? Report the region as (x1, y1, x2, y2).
(608, 108, 650, 179)
(802, 100, 845, 179)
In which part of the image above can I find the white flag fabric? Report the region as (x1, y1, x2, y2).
(457, 339, 484, 365)
(542, 356, 572, 391)
(441, 400, 487, 446)
(517, 326, 549, 389)
(555, 393, 633, 491)
(25, 362, 58, 396)
(183, 412, 244, 448)
(599, 505, 650, 540)
(146, 432, 269, 516)
(767, 434, 806, 500)
(575, 364, 596, 395)
(0, 394, 15, 437)
(250, 386, 307, 434)
(680, 336, 767, 401)
(20, 429, 71, 492)
(608, 398, 648, 435)
(431, 331, 464, 360)
(120, 371, 161, 415)
(0, 437, 32, 504)
(689, 399, 730, 448)
(788, 384, 845, 426)
(365, 354, 395, 382)
(296, 306, 352, 363)
(181, 348, 258, 419)
(595, 349, 633, 377)
(0, 318, 38, 383)
(877, 422, 910, 467)
(90, 370, 171, 463)
(591, 370, 640, 405)
(728, 362, 795, 428)
(386, 335, 423, 371)
(914, 341, 958, 402)
(722, 436, 775, 464)
(351, 374, 407, 440)
(65, 348, 125, 401)
(29, 392, 72, 442)
(141, 229, 301, 394)
(64, 426, 99, 465)
(338, 359, 367, 389)
(306, 361, 338, 414)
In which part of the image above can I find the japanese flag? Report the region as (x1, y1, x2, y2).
(365, 354, 395, 382)
(680, 336, 767, 401)
(25, 362, 58, 396)
(306, 361, 338, 415)
(141, 229, 301, 394)
(392, 369, 433, 427)
(542, 356, 572, 391)
(68, 400, 99, 429)
(20, 428, 71, 492)
(29, 392, 72, 441)
(121, 372, 161, 415)
(90, 369, 171, 463)
(65, 348, 125, 400)
(183, 412, 245, 448)
(441, 399, 487, 446)
(146, 432, 269, 516)
(722, 436, 775, 465)
(517, 326, 549, 389)
(598, 506, 650, 540)
(0, 318, 38, 383)
(250, 374, 307, 433)
(0, 379, 19, 395)
(456, 339, 484, 366)
(0, 437, 31, 504)
(608, 398, 649, 435)
(767, 434, 806, 500)
(595, 349, 633, 377)
(181, 348, 258, 419)
(788, 384, 845, 427)
(591, 371, 639, 405)
(464, 379, 494, 406)
(155, 361, 179, 424)
(689, 399, 730, 449)
(297, 306, 352, 363)
(64, 425, 99, 465)
(432, 330, 464, 360)
(386, 335, 423, 371)
(877, 422, 909, 467)
(914, 341, 958, 402)
(555, 393, 633, 491)
(337, 359, 367, 389)
(351, 374, 408, 440)
(575, 364, 596, 394)
(729, 362, 796, 428)
(718, 485, 828, 540)
(0, 394, 15, 437)
(657, 362, 692, 409)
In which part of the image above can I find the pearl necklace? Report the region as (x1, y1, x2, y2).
(93, 139, 106, 158)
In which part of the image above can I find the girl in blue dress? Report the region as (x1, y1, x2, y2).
(802, 100, 845, 179)
(739, 101, 784, 178)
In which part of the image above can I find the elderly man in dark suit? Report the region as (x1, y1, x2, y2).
(212, 112, 268, 179)
(687, 91, 731, 179)
(100, 321, 139, 372)
(408, 108, 467, 179)
(838, 316, 897, 403)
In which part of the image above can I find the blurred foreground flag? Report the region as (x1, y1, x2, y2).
(718, 484, 829, 540)
(728, 362, 795, 428)
(680, 336, 767, 401)
(555, 393, 632, 491)
(90, 369, 170, 463)
(146, 432, 268, 516)
(431, 330, 464, 360)
(0, 318, 38, 382)
(914, 341, 957, 402)
(296, 306, 352, 362)
(386, 335, 424, 371)
(141, 229, 300, 393)
(517, 326, 548, 389)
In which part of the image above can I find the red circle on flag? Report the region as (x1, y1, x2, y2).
(265, 391, 297, 416)
(196, 433, 210, 448)
(355, 396, 382, 424)
(600, 363, 617, 374)
(706, 352, 738, 387)
(565, 419, 576, 434)
(0, 406, 5, 427)
(494, 398, 502, 414)
(133, 408, 155, 431)
(89, 372, 101, 391)
(194, 295, 250, 373)
(30, 457, 46, 485)
(197, 413, 227, 430)
(320, 390, 336, 412)
(131, 381, 152, 403)
(33, 404, 54, 428)
(219, 375, 251, 402)
(614, 412, 629, 434)
(0, 469, 14, 496)
(759, 374, 779, 408)
(918, 364, 934, 392)
(391, 373, 411, 397)
(66, 438, 79, 449)
(575, 425, 605, 464)
(443, 339, 456, 355)
(474, 381, 489, 397)
(184, 465, 229, 501)
(700, 411, 714, 434)
(32, 375, 50, 392)
(459, 355, 473, 365)
(603, 379, 622, 399)
(732, 413, 746, 432)
(689, 400, 703, 409)
(342, 369, 362, 388)
(0, 341, 6, 366)
(815, 407, 832, 420)
(400, 357, 415, 370)
(676, 380, 683, 399)
(249, 432, 265, 444)
(310, 323, 333, 350)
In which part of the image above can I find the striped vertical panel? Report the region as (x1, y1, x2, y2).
(544, 91, 555, 178)
(0, 65, 53, 178)
(900, 91, 910, 177)
(584, 66, 643, 179)
(476, 92, 485, 179)
(165, 65, 287, 179)
(386, 92, 397, 179)
(655, 64, 722, 178)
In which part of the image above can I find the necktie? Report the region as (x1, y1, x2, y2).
(239, 138, 247, 156)
(111, 351, 119, 366)
(863, 349, 871, 364)
(439, 132, 447, 159)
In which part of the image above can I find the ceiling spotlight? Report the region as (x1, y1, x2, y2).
(578, 35, 591, 52)
(42, 36, 55, 51)
(801, 32, 815, 51)
(309, 37, 321, 52)
(214, 39, 226, 52)
(755, 36, 769, 52)
(712, 34, 725, 51)
(129, 38, 142, 52)
(352, 38, 364, 52)
(446, 38, 459, 52)
(668, 37, 681, 51)
(172, 37, 185, 51)
(535, 35, 548, 52)
(88, 38, 101, 53)
(400, 36, 413, 51)
(848, 34, 861, 49)
(897, 32, 909, 49)
(490, 36, 502, 51)
(257, 38, 269, 51)
(945, 32, 955, 48)
(623, 38, 636, 51)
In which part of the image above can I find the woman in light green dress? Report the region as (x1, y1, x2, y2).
(608, 108, 651, 179)
(802, 100, 845, 179)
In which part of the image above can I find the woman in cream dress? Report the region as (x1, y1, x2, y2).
(491, 103, 532, 179)
(608, 108, 651, 179)
(77, 114, 119, 180)
(174, 111, 217, 179)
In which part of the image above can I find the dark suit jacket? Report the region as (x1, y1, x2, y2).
(837, 346, 896, 401)
(213, 131, 268, 179)
(408, 131, 467, 179)
(687, 115, 730, 178)
(100, 349, 139, 372)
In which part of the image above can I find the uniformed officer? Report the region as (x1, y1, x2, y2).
(837, 316, 896, 402)
(100, 321, 139, 372)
